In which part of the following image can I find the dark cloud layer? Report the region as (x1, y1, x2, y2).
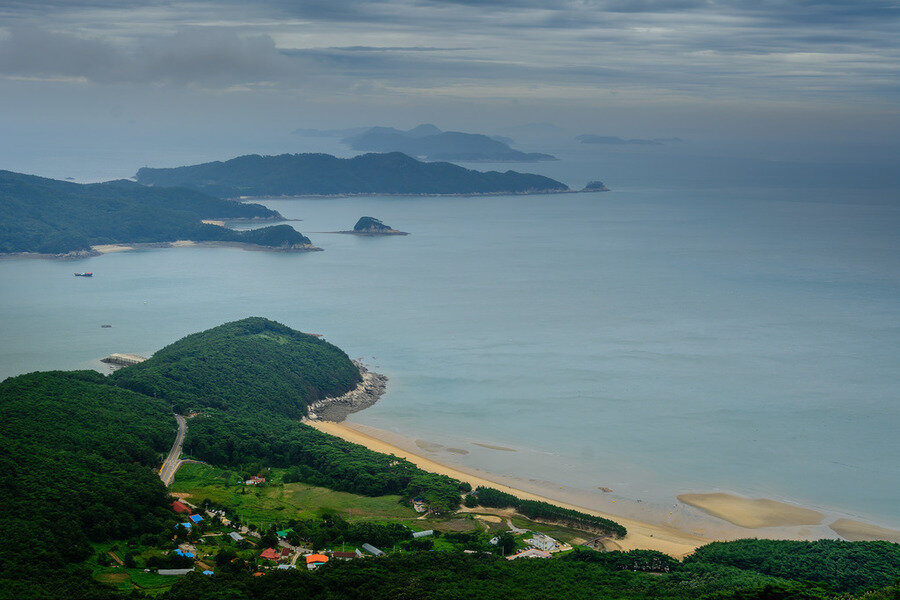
(0, 0, 896, 139)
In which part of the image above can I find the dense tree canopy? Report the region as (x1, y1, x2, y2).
(0, 371, 177, 598)
(112, 317, 361, 418)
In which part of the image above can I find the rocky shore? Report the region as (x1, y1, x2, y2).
(306, 361, 388, 422)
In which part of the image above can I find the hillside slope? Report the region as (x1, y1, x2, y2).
(134, 152, 569, 197)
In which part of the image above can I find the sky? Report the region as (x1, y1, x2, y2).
(1, 0, 898, 178)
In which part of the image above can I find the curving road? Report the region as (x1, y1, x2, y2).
(159, 414, 187, 486)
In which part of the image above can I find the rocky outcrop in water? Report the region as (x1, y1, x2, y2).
(306, 362, 388, 421)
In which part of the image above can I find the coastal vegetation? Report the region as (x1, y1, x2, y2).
(0, 169, 311, 255)
(133, 152, 570, 197)
(1, 318, 898, 599)
(112, 317, 362, 418)
(467, 486, 628, 538)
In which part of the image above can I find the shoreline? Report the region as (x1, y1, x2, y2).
(92, 240, 322, 254)
(235, 188, 610, 201)
(306, 362, 388, 421)
(305, 420, 710, 558)
(304, 420, 900, 552)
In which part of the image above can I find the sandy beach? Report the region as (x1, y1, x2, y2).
(306, 420, 711, 558)
(829, 519, 900, 543)
(677, 493, 824, 528)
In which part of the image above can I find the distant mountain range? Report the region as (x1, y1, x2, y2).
(0, 170, 312, 255)
(576, 135, 683, 146)
(341, 124, 557, 162)
(135, 152, 569, 197)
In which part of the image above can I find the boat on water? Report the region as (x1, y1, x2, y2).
(74, 272, 93, 277)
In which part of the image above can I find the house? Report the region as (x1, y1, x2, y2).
(244, 476, 266, 485)
(306, 554, 329, 570)
(331, 551, 357, 560)
(411, 530, 434, 539)
(171, 501, 192, 514)
(188, 514, 203, 524)
(276, 528, 293, 538)
(229, 532, 244, 542)
(259, 548, 281, 561)
(279, 548, 292, 559)
(178, 522, 192, 529)
(507, 548, 551, 560)
(361, 543, 384, 557)
(276, 564, 295, 570)
(173, 549, 195, 558)
(524, 532, 557, 553)
(202, 570, 214, 575)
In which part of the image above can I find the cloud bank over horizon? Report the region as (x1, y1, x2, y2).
(0, 0, 898, 148)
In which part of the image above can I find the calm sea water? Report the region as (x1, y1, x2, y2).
(1, 142, 898, 528)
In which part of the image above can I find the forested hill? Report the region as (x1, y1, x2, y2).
(111, 317, 362, 418)
(134, 152, 570, 197)
(0, 370, 177, 598)
(0, 169, 312, 254)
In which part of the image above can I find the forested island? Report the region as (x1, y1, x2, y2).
(0, 170, 315, 256)
(134, 152, 570, 198)
(342, 124, 557, 162)
(1, 317, 897, 599)
(336, 216, 408, 235)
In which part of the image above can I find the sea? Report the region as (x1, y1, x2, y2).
(1, 134, 898, 531)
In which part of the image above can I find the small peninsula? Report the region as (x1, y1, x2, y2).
(343, 124, 557, 162)
(336, 216, 408, 236)
(0, 170, 318, 256)
(134, 152, 570, 198)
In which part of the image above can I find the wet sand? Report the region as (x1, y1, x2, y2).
(677, 493, 823, 528)
(829, 519, 900, 543)
(306, 420, 711, 558)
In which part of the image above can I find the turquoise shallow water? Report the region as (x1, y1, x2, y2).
(1, 145, 898, 528)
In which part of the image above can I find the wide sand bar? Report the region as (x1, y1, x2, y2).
(829, 519, 900, 543)
(678, 493, 823, 528)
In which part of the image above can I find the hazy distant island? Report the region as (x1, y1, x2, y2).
(0, 169, 318, 257)
(342, 124, 557, 162)
(335, 216, 408, 236)
(576, 134, 683, 146)
(134, 152, 570, 198)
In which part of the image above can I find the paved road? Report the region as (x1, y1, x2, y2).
(159, 414, 187, 486)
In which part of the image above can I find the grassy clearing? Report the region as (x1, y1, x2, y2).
(171, 463, 417, 526)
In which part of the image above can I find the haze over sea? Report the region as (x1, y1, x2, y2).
(1, 139, 898, 531)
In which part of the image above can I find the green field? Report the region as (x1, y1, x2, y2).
(171, 463, 418, 525)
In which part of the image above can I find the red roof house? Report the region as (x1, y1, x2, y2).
(260, 548, 281, 561)
(171, 501, 191, 514)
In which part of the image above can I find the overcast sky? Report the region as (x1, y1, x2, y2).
(1, 0, 898, 175)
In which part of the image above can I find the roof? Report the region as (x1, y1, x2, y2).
(179, 522, 192, 528)
(276, 564, 295, 570)
(276, 528, 294, 537)
(229, 532, 244, 541)
(202, 570, 214, 575)
(331, 552, 357, 559)
(157, 569, 194, 576)
(306, 554, 329, 564)
(188, 514, 203, 523)
(361, 543, 384, 556)
(260, 548, 281, 561)
(173, 550, 195, 558)
(412, 530, 434, 538)
(171, 501, 192, 514)
(507, 549, 551, 560)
